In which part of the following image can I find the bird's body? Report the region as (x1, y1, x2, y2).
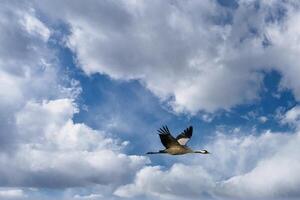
(165, 145, 192, 155)
(147, 126, 210, 155)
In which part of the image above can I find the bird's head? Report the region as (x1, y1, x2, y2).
(202, 150, 210, 154)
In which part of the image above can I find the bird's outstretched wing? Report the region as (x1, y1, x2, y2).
(176, 126, 193, 145)
(157, 126, 179, 148)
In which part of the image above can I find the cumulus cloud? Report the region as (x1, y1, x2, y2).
(115, 127, 300, 200)
(0, 1, 148, 197)
(4, 98, 297, 200)
(0, 99, 148, 188)
(35, 0, 300, 114)
(217, 133, 300, 199)
(114, 164, 215, 199)
(34, 0, 258, 113)
(0, 0, 83, 151)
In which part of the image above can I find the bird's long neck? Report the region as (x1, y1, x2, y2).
(193, 150, 207, 154)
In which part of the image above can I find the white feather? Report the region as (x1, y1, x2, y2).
(177, 138, 189, 145)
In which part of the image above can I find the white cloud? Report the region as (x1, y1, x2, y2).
(281, 106, 300, 126)
(258, 116, 268, 123)
(35, 0, 300, 114)
(20, 12, 51, 41)
(217, 132, 300, 199)
(74, 193, 103, 199)
(0, 99, 149, 188)
(0, 189, 25, 199)
(0, 1, 148, 195)
(35, 0, 262, 113)
(0, 0, 82, 152)
(115, 130, 300, 200)
(114, 164, 215, 199)
(7, 101, 292, 200)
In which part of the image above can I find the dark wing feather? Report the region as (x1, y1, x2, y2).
(157, 126, 179, 148)
(176, 126, 193, 145)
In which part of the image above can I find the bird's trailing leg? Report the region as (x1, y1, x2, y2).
(146, 150, 166, 154)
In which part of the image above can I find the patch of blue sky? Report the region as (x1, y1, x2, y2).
(210, 70, 296, 134)
(217, 0, 238, 9)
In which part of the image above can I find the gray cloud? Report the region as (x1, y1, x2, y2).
(0, 1, 51, 150)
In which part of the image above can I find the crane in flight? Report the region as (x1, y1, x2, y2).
(147, 126, 210, 155)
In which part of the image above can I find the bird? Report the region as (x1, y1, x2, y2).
(146, 125, 210, 155)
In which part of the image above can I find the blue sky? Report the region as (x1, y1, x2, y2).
(1, 0, 300, 200)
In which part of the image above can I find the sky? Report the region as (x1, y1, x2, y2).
(1, 0, 300, 199)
